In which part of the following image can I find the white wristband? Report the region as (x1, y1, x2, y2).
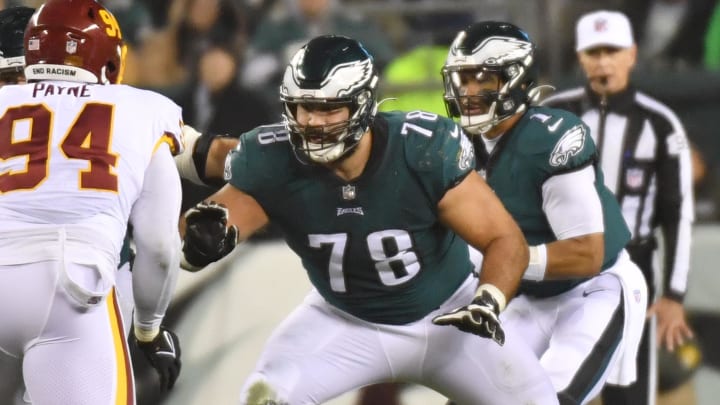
(524, 244, 547, 281)
(474, 283, 507, 312)
(174, 125, 204, 185)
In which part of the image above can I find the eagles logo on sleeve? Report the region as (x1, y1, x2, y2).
(223, 140, 243, 181)
(223, 154, 233, 181)
(457, 130, 475, 170)
(549, 125, 586, 167)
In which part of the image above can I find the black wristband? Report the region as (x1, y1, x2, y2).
(191, 132, 230, 182)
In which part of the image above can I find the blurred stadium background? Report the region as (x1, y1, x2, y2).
(4, 0, 720, 403)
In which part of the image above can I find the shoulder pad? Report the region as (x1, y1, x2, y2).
(382, 110, 469, 172)
(137, 89, 184, 156)
(548, 124, 588, 167)
(520, 107, 596, 172)
(226, 123, 292, 190)
(381, 111, 472, 201)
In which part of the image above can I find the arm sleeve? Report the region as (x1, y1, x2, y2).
(542, 165, 605, 239)
(657, 120, 695, 301)
(129, 145, 182, 332)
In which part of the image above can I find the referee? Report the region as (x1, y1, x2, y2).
(542, 10, 695, 405)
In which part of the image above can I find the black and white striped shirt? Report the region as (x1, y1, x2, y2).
(542, 85, 694, 301)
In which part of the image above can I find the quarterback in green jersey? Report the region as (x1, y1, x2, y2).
(177, 35, 560, 404)
(440, 22, 649, 405)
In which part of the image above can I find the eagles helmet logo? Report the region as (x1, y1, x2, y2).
(449, 36, 533, 67)
(288, 52, 374, 99)
(549, 125, 586, 167)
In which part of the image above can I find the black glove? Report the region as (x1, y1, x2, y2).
(432, 289, 506, 346)
(182, 201, 238, 271)
(133, 327, 182, 391)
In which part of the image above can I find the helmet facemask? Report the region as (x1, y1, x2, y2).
(283, 90, 376, 164)
(443, 62, 530, 135)
(443, 23, 538, 135)
(280, 35, 379, 164)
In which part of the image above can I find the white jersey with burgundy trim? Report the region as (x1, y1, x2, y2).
(0, 81, 184, 264)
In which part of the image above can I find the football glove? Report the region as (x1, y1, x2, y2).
(133, 327, 182, 392)
(432, 289, 506, 346)
(181, 201, 238, 271)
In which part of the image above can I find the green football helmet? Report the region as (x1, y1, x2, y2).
(280, 35, 379, 164)
(443, 21, 540, 135)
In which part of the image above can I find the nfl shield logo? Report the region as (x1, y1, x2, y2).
(342, 185, 356, 201)
(633, 289, 642, 304)
(66, 40, 78, 54)
(625, 168, 644, 189)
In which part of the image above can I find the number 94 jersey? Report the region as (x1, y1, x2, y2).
(0, 81, 183, 242)
(226, 111, 475, 325)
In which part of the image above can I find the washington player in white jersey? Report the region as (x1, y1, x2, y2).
(0, 7, 36, 405)
(0, 1, 183, 404)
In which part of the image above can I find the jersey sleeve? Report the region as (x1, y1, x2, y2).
(147, 91, 184, 156)
(542, 165, 604, 239)
(654, 103, 694, 300)
(128, 146, 182, 332)
(402, 113, 475, 202)
(224, 125, 286, 197)
(225, 132, 253, 191)
(523, 108, 597, 179)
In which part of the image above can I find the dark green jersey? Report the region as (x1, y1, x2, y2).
(474, 106, 631, 297)
(226, 111, 475, 324)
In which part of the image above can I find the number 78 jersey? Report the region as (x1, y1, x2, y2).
(226, 111, 476, 325)
(0, 81, 183, 231)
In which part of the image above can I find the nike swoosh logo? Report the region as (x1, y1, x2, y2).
(548, 118, 564, 132)
(582, 288, 606, 297)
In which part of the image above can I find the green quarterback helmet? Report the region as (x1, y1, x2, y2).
(442, 21, 540, 135)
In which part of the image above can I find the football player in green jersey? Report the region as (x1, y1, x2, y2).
(177, 35, 560, 405)
(440, 22, 649, 405)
